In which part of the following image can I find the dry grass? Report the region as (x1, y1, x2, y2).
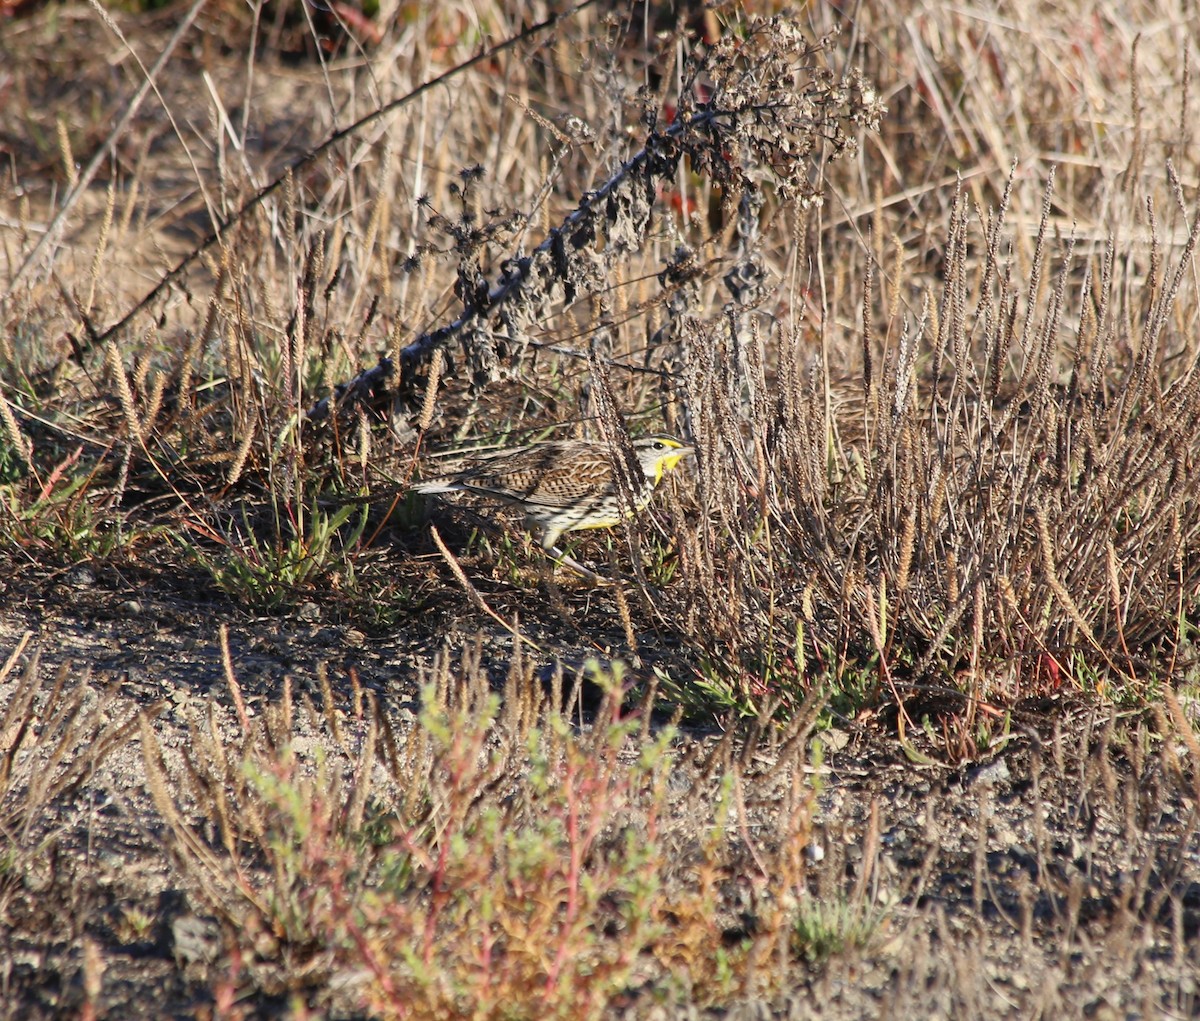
(1, 0, 1199, 1017)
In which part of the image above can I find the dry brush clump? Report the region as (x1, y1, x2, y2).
(134, 641, 1200, 1017)
(139, 648, 844, 1019)
(0, 635, 150, 852)
(0, 632, 151, 1008)
(661, 165, 1200, 722)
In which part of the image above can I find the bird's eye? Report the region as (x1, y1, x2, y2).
(653, 440, 665, 450)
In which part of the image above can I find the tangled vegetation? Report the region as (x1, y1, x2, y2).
(1, 1, 1199, 1017)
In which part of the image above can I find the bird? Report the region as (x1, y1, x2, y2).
(414, 434, 694, 582)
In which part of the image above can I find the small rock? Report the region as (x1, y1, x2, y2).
(969, 758, 1011, 786)
(990, 818, 1019, 849)
(172, 914, 220, 966)
(66, 565, 96, 588)
(668, 770, 693, 795)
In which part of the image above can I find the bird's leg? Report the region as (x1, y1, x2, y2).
(544, 544, 612, 586)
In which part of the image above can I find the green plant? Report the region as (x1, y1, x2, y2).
(792, 894, 890, 964)
(0, 446, 129, 561)
(182, 499, 369, 611)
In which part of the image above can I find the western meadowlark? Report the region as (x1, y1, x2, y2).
(415, 434, 693, 581)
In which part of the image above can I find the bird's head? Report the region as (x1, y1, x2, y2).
(633, 435, 694, 484)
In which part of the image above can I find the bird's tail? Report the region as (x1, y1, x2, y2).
(412, 479, 459, 495)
